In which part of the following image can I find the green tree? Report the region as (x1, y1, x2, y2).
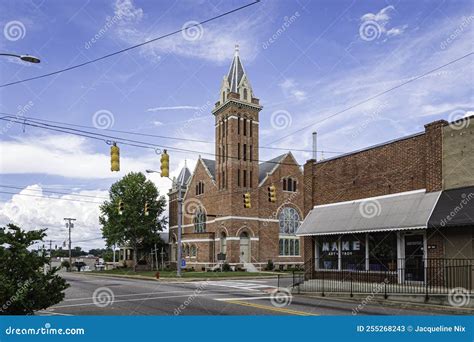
(0, 224, 69, 315)
(99, 172, 167, 271)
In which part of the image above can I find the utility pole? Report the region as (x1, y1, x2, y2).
(64, 218, 76, 271)
(154, 243, 159, 271)
(177, 181, 183, 277)
(160, 247, 164, 270)
(48, 239, 52, 265)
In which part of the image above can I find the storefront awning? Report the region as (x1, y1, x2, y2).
(297, 190, 441, 236)
(428, 186, 474, 228)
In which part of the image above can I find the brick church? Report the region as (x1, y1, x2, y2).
(168, 46, 304, 271)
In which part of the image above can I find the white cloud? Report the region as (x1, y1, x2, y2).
(147, 106, 201, 112)
(114, 0, 144, 22)
(0, 185, 107, 250)
(152, 120, 164, 127)
(386, 25, 408, 37)
(0, 134, 152, 179)
(360, 5, 407, 40)
(361, 5, 394, 23)
(263, 13, 473, 163)
(111, 0, 269, 63)
(279, 79, 307, 102)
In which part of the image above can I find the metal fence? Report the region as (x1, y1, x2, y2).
(291, 258, 473, 298)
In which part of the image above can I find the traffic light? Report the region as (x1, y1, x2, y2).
(110, 143, 120, 172)
(243, 192, 251, 208)
(268, 184, 276, 203)
(160, 149, 169, 177)
(118, 200, 124, 215)
(144, 201, 149, 216)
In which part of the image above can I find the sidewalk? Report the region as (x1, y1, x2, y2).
(298, 292, 474, 315)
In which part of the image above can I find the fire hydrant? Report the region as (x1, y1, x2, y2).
(155, 271, 160, 279)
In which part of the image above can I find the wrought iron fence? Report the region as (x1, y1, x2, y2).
(292, 258, 473, 298)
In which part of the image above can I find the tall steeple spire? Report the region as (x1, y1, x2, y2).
(217, 45, 255, 105)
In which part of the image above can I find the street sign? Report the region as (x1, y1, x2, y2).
(181, 259, 186, 267)
(217, 253, 226, 261)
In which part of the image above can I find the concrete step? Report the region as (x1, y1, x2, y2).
(243, 262, 259, 273)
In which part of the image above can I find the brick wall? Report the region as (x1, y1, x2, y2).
(305, 120, 447, 206)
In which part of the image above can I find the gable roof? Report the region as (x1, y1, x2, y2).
(258, 154, 287, 183)
(201, 158, 216, 180)
(176, 165, 191, 185)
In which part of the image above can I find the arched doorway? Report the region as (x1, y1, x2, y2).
(239, 232, 250, 263)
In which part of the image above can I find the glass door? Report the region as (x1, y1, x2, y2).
(404, 234, 425, 282)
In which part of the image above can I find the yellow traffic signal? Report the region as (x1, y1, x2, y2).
(243, 192, 251, 208)
(268, 184, 277, 203)
(118, 200, 124, 215)
(144, 201, 149, 216)
(160, 149, 169, 177)
(110, 143, 120, 172)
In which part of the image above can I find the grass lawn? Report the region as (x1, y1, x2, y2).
(89, 268, 278, 278)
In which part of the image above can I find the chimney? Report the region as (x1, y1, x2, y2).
(312, 132, 317, 161)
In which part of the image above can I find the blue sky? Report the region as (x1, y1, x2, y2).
(0, 0, 473, 249)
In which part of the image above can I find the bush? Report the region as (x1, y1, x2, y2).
(222, 262, 231, 272)
(265, 260, 274, 271)
(61, 260, 71, 270)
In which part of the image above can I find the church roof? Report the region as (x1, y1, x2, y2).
(177, 164, 192, 185)
(226, 45, 246, 93)
(258, 154, 287, 182)
(201, 158, 216, 180)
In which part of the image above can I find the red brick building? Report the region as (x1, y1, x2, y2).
(298, 116, 473, 287)
(168, 46, 304, 271)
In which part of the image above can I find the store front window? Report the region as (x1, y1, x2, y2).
(368, 232, 397, 271)
(318, 236, 339, 270)
(341, 235, 365, 271)
(317, 232, 399, 271)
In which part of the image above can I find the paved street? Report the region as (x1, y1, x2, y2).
(38, 273, 459, 316)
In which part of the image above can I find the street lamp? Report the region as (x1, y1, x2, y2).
(0, 53, 41, 63)
(146, 169, 184, 277)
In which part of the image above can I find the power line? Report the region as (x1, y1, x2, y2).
(0, 185, 109, 200)
(0, 117, 306, 166)
(0, 1, 261, 89)
(0, 190, 103, 204)
(0, 114, 343, 154)
(264, 51, 474, 146)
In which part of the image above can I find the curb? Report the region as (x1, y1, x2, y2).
(296, 293, 474, 315)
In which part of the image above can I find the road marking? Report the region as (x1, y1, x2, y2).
(195, 280, 276, 292)
(225, 300, 318, 316)
(36, 310, 73, 316)
(215, 296, 274, 301)
(64, 289, 211, 302)
(52, 291, 265, 309)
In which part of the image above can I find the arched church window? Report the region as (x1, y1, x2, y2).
(193, 207, 207, 233)
(278, 207, 301, 234)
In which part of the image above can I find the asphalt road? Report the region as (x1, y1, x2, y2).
(38, 273, 461, 316)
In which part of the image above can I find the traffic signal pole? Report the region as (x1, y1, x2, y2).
(146, 150, 182, 277)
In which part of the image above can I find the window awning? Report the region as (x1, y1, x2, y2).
(428, 186, 474, 228)
(296, 190, 441, 236)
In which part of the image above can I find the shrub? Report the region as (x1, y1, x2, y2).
(265, 260, 274, 271)
(222, 262, 231, 272)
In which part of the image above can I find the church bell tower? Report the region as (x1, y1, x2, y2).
(212, 45, 262, 195)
